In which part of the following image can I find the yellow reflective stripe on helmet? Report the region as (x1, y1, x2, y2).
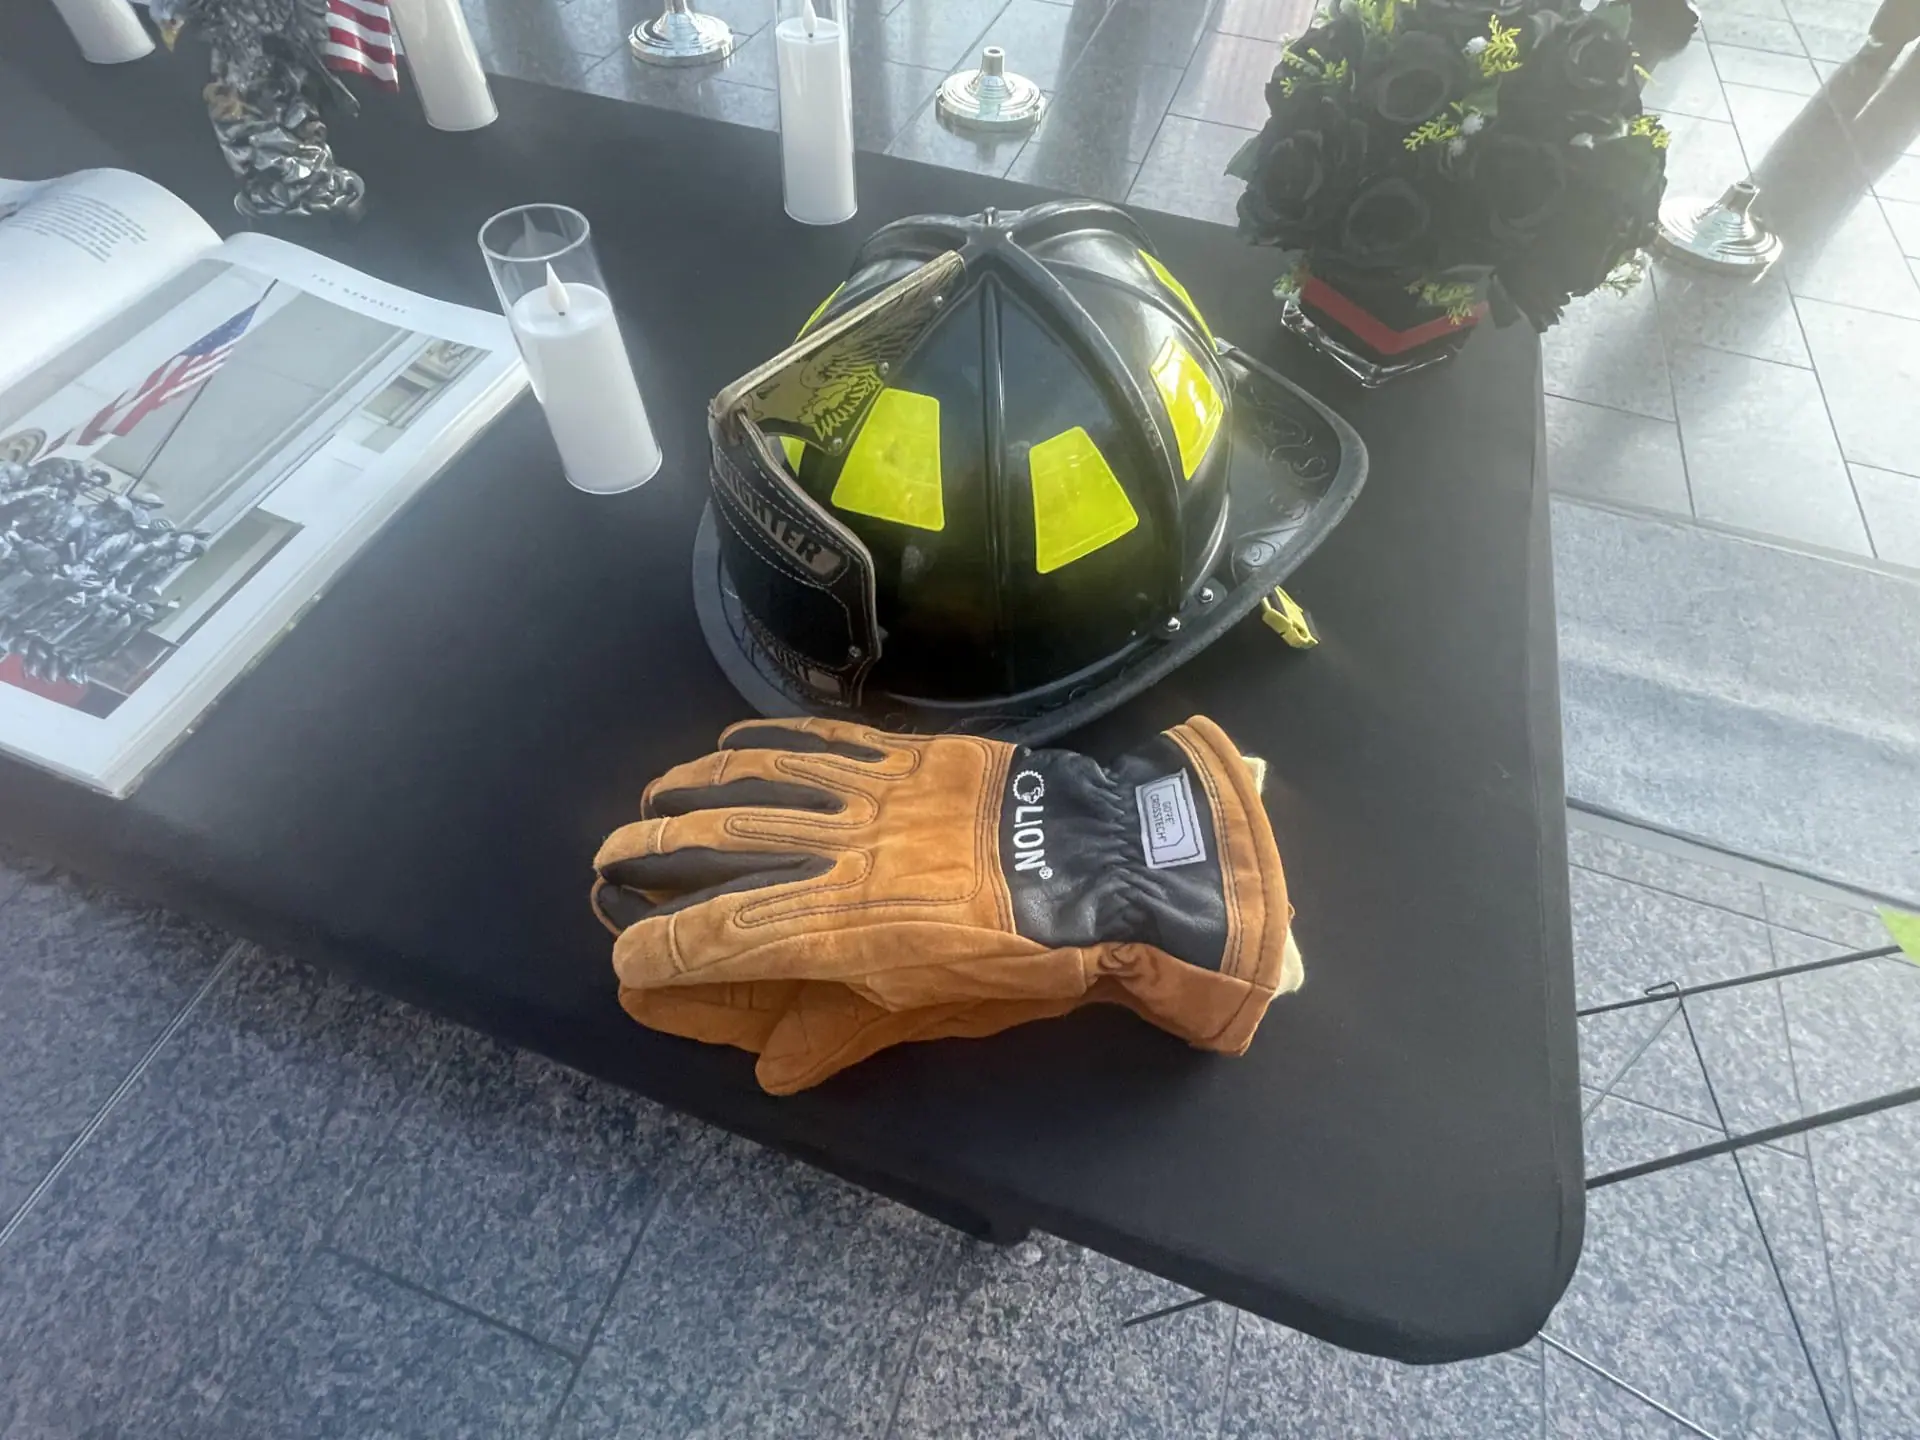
(1028, 426, 1139, 574)
(797, 283, 844, 339)
(1140, 251, 1214, 346)
(780, 435, 805, 474)
(1150, 336, 1224, 481)
(830, 387, 944, 531)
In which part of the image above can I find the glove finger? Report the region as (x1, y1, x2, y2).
(594, 850, 830, 928)
(643, 750, 843, 820)
(719, 717, 891, 762)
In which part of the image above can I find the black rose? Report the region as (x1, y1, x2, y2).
(1468, 133, 1569, 245)
(1506, 13, 1640, 136)
(1334, 178, 1436, 277)
(1359, 30, 1470, 128)
(1236, 100, 1369, 244)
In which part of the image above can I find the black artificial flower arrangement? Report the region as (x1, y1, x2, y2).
(1227, 0, 1668, 331)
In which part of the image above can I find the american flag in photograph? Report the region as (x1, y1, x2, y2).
(76, 300, 262, 446)
(324, 0, 399, 91)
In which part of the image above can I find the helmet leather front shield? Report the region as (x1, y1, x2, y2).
(707, 252, 964, 707)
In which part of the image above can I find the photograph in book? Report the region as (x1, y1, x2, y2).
(0, 257, 487, 719)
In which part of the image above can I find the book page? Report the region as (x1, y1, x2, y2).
(0, 243, 526, 790)
(0, 168, 219, 394)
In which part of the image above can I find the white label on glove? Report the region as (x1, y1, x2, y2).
(1136, 771, 1207, 869)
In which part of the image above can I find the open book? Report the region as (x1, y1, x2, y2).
(0, 168, 528, 795)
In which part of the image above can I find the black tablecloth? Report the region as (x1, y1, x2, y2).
(0, 8, 1579, 1362)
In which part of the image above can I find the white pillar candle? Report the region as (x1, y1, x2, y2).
(388, 0, 497, 131)
(49, 0, 154, 63)
(509, 266, 662, 495)
(775, 2, 857, 226)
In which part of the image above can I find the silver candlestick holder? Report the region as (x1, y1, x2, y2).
(1656, 180, 1783, 278)
(936, 46, 1045, 133)
(630, 0, 734, 65)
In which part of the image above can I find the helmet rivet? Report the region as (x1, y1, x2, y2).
(1162, 616, 1183, 635)
(1198, 586, 1217, 604)
(830, 436, 846, 453)
(848, 645, 864, 660)
(877, 361, 890, 376)
(932, 294, 946, 308)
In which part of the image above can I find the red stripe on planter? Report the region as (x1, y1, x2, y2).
(1301, 277, 1486, 355)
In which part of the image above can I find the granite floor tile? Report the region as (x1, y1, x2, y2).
(1543, 1345, 1713, 1437)
(1727, 77, 1842, 163)
(1643, 39, 1732, 122)
(0, 840, 48, 910)
(1783, 0, 1877, 30)
(1763, 886, 1894, 949)
(1710, 40, 1823, 92)
(1007, 57, 1181, 200)
(1608, 978, 1808, 1144)
(709, 24, 781, 89)
(972, 0, 1099, 88)
(891, 1233, 1232, 1438)
(1698, 8, 1806, 54)
(1810, 1102, 1920, 1439)
(1544, 395, 1693, 515)
(551, 1132, 954, 1439)
(1567, 826, 1768, 917)
(1653, 110, 1754, 207)
(0, 868, 231, 1224)
(1211, 0, 1318, 42)
(1883, 197, 1920, 257)
(1127, 115, 1254, 226)
(1582, 1087, 1722, 1176)
(1699, 0, 1792, 20)
(1796, 297, 1920, 477)
(1776, 926, 1920, 1115)
(331, 1029, 698, 1353)
(1651, 261, 1811, 367)
(1220, 1323, 1541, 1439)
(461, 0, 627, 71)
(1096, 0, 1218, 68)
(1852, 462, 1920, 567)
(1570, 865, 1776, 1009)
(1669, 342, 1872, 553)
(887, 98, 1036, 176)
(578, 51, 780, 128)
(1580, 1002, 1673, 1093)
(0, 951, 447, 1440)
(206, 1249, 574, 1440)
(1743, 1142, 1863, 1439)
(1795, 18, 1872, 59)
(880, 0, 1008, 72)
(1168, 30, 1283, 131)
(1783, 187, 1920, 319)
(849, 60, 949, 152)
(478, 36, 610, 90)
(1545, 1138, 1834, 1436)
(1540, 279, 1675, 421)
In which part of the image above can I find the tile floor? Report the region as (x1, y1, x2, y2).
(7, 0, 1920, 1434)
(2, 823, 1915, 1437)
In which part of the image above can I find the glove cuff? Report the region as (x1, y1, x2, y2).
(1163, 715, 1300, 1051)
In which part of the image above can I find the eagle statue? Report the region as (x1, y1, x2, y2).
(149, 0, 368, 218)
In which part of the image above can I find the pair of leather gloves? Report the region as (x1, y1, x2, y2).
(592, 715, 1302, 1094)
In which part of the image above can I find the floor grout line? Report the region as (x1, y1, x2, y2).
(1208, 1307, 1242, 1440)
(1539, 1335, 1724, 1439)
(0, 938, 244, 1252)
(323, 1247, 586, 1363)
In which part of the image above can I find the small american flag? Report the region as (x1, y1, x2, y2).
(324, 0, 400, 91)
(76, 300, 261, 447)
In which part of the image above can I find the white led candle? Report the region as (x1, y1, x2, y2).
(388, 0, 498, 131)
(50, 0, 154, 64)
(481, 206, 663, 496)
(775, 0, 857, 226)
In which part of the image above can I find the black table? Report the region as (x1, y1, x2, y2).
(0, 8, 1579, 1363)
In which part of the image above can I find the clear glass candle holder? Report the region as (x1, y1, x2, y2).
(479, 204, 663, 494)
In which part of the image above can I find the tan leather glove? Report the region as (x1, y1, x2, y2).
(593, 715, 1302, 1094)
